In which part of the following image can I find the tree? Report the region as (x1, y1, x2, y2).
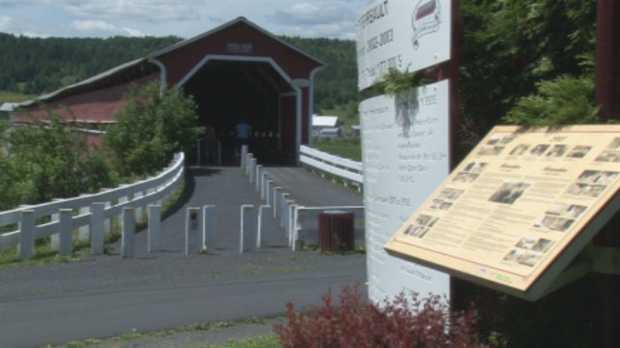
(103, 81, 204, 177)
(0, 110, 117, 210)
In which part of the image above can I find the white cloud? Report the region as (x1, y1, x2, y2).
(62, 0, 202, 23)
(272, 2, 355, 25)
(0, 15, 14, 33)
(71, 20, 118, 33)
(121, 27, 145, 37)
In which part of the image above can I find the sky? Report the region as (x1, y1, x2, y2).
(0, 0, 375, 40)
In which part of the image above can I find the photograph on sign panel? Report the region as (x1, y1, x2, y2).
(545, 203, 587, 219)
(529, 144, 550, 156)
(545, 144, 569, 157)
(404, 224, 429, 238)
(438, 188, 464, 200)
(477, 145, 505, 156)
(566, 183, 607, 198)
(453, 172, 480, 183)
(595, 150, 620, 163)
(533, 215, 575, 232)
(463, 161, 489, 174)
(515, 236, 555, 253)
(566, 145, 592, 158)
(430, 198, 453, 210)
(577, 170, 619, 185)
(510, 144, 531, 156)
(489, 181, 531, 205)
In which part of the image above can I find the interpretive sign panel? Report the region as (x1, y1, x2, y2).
(360, 80, 450, 302)
(356, 0, 452, 90)
(385, 125, 620, 299)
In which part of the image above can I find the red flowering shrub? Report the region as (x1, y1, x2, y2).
(274, 284, 489, 348)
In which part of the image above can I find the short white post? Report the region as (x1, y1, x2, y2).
(78, 195, 90, 241)
(117, 185, 130, 231)
(291, 206, 300, 251)
(265, 180, 274, 205)
(148, 205, 161, 253)
(18, 210, 35, 260)
(287, 201, 296, 247)
(121, 208, 135, 258)
(240, 205, 255, 253)
(241, 144, 248, 170)
(280, 193, 290, 228)
(58, 209, 73, 256)
(104, 200, 111, 235)
(50, 199, 62, 250)
(250, 158, 257, 183)
(90, 203, 105, 255)
(203, 205, 217, 251)
(186, 207, 200, 255)
(255, 165, 263, 192)
(273, 187, 282, 218)
(134, 191, 144, 222)
(258, 205, 272, 248)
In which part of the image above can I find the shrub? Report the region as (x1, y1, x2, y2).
(274, 284, 488, 348)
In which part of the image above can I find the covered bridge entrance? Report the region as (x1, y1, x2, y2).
(150, 17, 325, 165)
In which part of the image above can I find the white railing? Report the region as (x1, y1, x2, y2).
(299, 145, 363, 191)
(0, 153, 185, 254)
(242, 147, 365, 251)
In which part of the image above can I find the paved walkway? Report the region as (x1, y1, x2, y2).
(0, 166, 366, 348)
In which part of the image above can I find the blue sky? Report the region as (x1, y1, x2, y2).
(0, 0, 374, 40)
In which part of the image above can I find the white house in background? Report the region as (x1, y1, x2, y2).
(312, 114, 339, 137)
(0, 103, 17, 123)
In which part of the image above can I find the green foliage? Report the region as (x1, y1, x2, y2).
(0, 33, 182, 95)
(0, 110, 117, 210)
(279, 36, 359, 113)
(103, 81, 204, 177)
(459, 0, 598, 134)
(374, 68, 431, 97)
(502, 75, 599, 127)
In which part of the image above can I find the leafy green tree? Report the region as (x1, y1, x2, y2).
(103, 82, 204, 177)
(0, 110, 117, 210)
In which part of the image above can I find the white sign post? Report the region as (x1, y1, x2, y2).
(360, 80, 451, 302)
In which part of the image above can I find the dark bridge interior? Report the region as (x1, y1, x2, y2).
(183, 60, 294, 165)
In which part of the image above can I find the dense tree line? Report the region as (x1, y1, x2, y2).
(0, 33, 183, 94)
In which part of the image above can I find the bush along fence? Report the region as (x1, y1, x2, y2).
(0, 153, 185, 260)
(241, 146, 365, 252)
(299, 145, 363, 192)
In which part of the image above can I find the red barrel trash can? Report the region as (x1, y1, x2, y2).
(318, 210, 354, 252)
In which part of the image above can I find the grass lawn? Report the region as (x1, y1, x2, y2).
(311, 137, 362, 162)
(0, 90, 34, 105)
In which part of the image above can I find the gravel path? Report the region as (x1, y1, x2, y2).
(0, 166, 366, 348)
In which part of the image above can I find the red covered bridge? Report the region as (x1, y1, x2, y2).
(15, 17, 325, 165)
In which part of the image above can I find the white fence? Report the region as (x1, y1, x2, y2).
(0, 153, 185, 258)
(243, 147, 364, 250)
(299, 145, 363, 191)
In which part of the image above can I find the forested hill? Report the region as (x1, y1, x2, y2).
(0, 33, 358, 112)
(0, 33, 183, 94)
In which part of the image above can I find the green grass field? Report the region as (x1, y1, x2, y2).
(312, 137, 362, 162)
(0, 90, 34, 105)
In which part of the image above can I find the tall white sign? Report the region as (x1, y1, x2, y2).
(360, 80, 451, 302)
(356, 0, 452, 90)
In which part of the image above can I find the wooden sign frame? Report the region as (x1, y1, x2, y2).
(385, 125, 620, 300)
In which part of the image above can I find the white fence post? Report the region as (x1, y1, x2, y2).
(186, 207, 200, 255)
(255, 165, 263, 191)
(273, 186, 282, 218)
(78, 194, 90, 241)
(240, 205, 255, 253)
(241, 145, 248, 170)
(50, 198, 62, 250)
(134, 191, 144, 222)
(91, 203, 105, 255)
(265, 180, 274, 205)
(121, 208, 135, 258)
(59, 209, 73, 256)
(258, 205, 272, 248)
(203, 205, 217, 251)
(148, 205, 161, 253)
(18, 210, 35, 260)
